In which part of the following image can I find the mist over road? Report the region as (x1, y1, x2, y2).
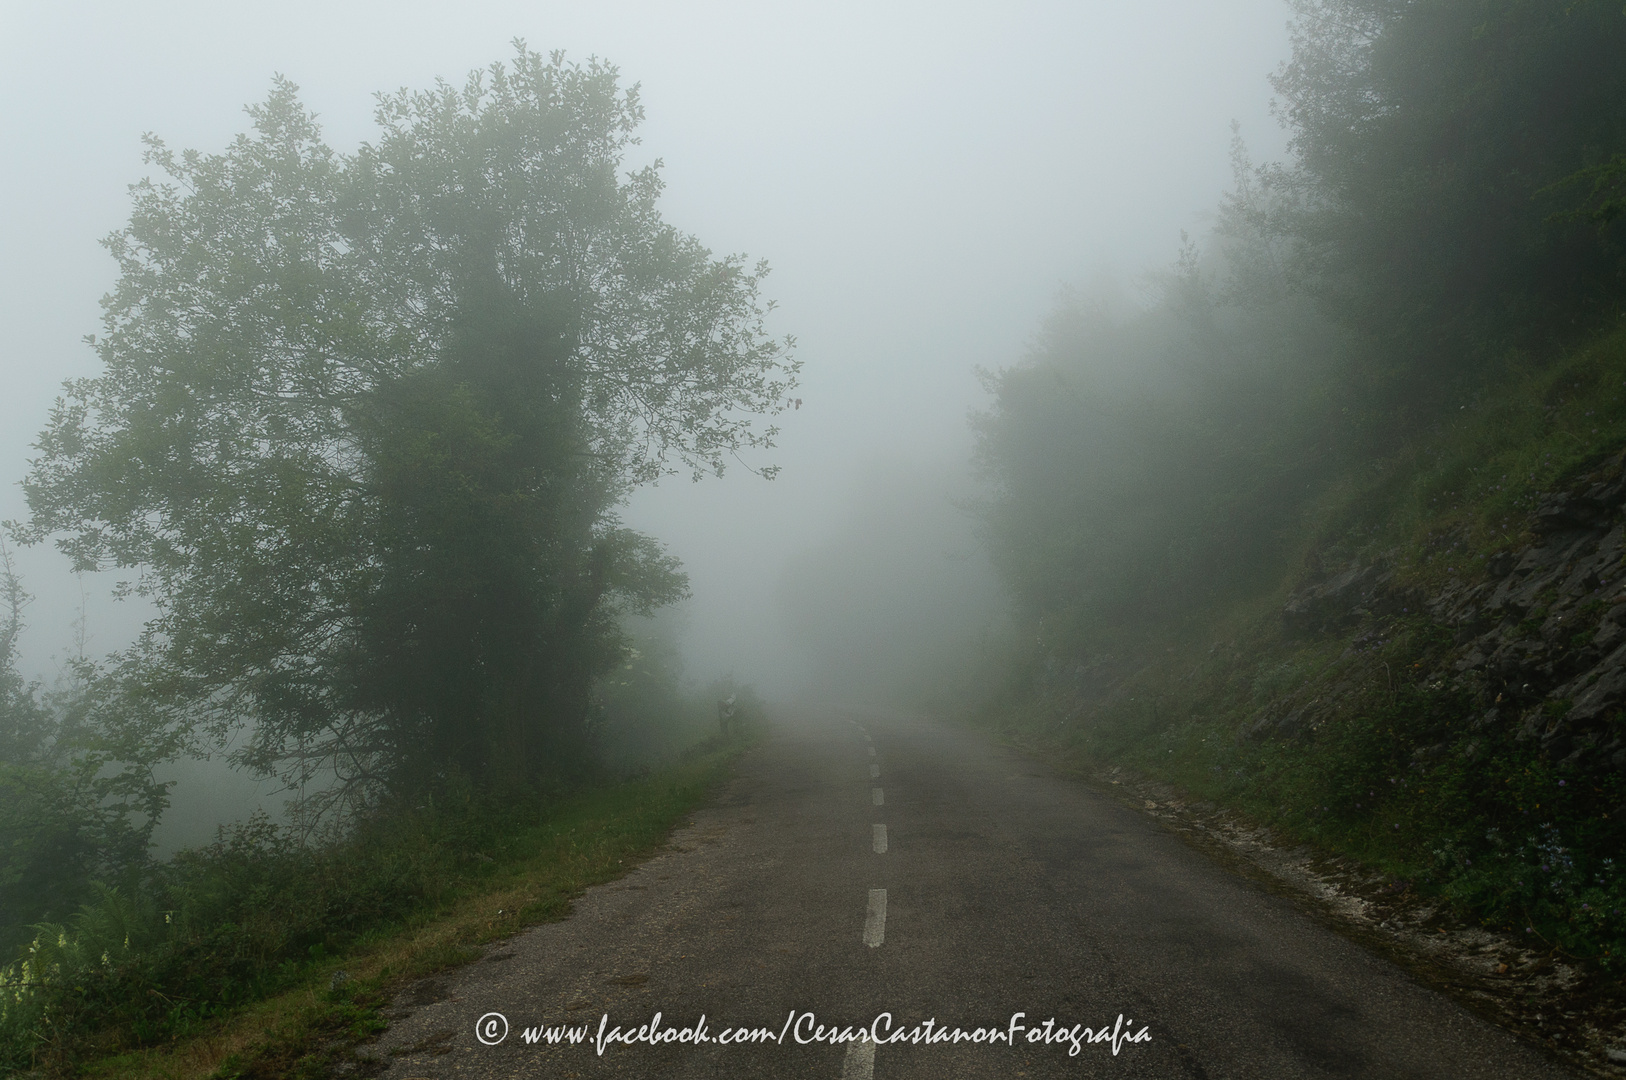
(377, 710, 1576, 1079)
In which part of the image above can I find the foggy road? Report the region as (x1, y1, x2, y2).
(376, 709, 1578, 1079)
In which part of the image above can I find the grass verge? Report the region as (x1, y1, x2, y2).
(11, 741, 745, 1080)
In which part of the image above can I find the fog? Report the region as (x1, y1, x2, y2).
(0, 0, 1291, 842)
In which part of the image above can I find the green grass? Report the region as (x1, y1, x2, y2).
(2, 738, 748, 1079)
(1315, 321, 1626, 582)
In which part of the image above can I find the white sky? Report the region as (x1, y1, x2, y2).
(0, 0, 1292, 694)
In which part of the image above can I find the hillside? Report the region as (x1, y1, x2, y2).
(976, 321, 1626, 1066)
(970, 1, 1626, 995)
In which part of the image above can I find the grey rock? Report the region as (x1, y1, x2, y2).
(1276, 707, 1311, 738)
(1566, 641, 1626, 722)
(1594, 620, 1624, 652)
(1536, 492, 1613, 532)
(1284, 563, 1385, 630)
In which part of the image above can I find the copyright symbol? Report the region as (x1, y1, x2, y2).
(476, 1011, 509, 1046)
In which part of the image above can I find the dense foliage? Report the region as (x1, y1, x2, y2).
(18, 48, 795, 807)
(974, 219, 1341, 638)
(0, 752, 735, 1076)
(0, 554, 163, 958)
(1268, 0, 1626, 395)
(978, 0, 1626, 646)
(0, 50, 788, 1072)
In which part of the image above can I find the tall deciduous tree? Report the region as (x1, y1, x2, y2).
(20, 47, 796, 805)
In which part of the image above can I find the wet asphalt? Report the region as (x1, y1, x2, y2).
(374, 706, 1580, 1079)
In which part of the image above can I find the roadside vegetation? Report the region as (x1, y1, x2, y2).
(3, 743, 743, 1079)
(972, 0, 1626, 971)
(0, 45, 782, 1078)
(0, 548, 762, 1076)
(1, 534, 762, 1077)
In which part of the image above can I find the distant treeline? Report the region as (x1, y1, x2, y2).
(976, 0, 1626, 646)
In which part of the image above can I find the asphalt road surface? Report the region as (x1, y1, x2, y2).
(375, 706, 1580, 1079)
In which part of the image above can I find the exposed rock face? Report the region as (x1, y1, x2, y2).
(1280, 451, 1626, 772)
(1282, 562, 1396, 631)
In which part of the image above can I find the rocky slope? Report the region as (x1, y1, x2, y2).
(1279, 449, 1626, 786)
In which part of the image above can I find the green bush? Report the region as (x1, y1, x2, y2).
(0, 755, 730, 1075)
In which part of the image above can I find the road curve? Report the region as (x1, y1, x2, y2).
(375, 706, 1579, 1079)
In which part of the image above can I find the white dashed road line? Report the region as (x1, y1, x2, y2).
(841, 1035, 875, 1079)
(862, 888, 887, 947)
(853, 727, 886, 1074)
